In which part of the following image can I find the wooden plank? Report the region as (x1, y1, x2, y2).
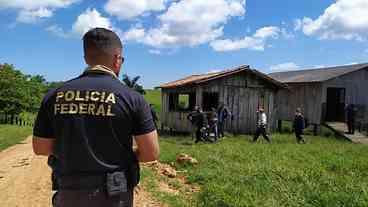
(325, 122, 368, 144)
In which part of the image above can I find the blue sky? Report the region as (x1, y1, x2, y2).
(0, 0, 367, 88)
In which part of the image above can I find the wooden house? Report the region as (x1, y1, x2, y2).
(269, 63, 368, 129)
(159, 65, 286, 134)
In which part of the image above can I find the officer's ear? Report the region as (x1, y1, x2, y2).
(112, 53, 123, 71)
(84, 55, 90, 65)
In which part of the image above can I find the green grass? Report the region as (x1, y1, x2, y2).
(141, 167, 190, 207)
(144, 89, 161, 114)
(145, 134, 368, 207)
(0, 124, 32, 151)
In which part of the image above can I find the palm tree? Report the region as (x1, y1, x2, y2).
(122, 74, 146, 95)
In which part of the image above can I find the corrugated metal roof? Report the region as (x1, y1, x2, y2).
(269, 63, 368, 83)
(160, 65, 286, 89)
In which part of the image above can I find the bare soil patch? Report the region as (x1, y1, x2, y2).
(0, 137, 164, 207)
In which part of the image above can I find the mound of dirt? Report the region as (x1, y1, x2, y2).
(176, 153, 198, 165)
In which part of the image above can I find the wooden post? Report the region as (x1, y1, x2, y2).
(278, 120, 282, 133)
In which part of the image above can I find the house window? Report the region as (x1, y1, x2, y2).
(169, 93, 196, 112)
(202, 92, 219, 111)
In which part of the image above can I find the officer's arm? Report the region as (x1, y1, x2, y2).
(32, 136, 55, 156)
(134, 130, 159, 162)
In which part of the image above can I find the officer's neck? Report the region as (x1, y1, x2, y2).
(89, 64, 119, 76)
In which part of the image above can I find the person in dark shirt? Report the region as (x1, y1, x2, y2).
(187, 106, 208, 143)
(32, 28, 159, 207)
(217, 103, 229, 138)
(293, 108, 306, 144)
(345, 104, 356, 134)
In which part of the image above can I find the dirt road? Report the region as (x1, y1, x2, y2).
(0, 137, 163, 207)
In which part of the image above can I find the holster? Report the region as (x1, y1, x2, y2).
(126, 162, 140, 188)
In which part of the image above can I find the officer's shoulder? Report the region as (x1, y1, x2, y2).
(115, 82, 146, 102)
(42, 77, 80, 102)
(41, 88, 58, 105)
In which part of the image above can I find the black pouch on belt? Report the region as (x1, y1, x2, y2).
(106, 171, 128, 197)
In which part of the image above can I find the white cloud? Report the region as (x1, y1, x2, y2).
(148, 49, 162, 55)
(16, 7, 53, 23)
(294, 19, 302, 31)
(123, 26, 146, 41)
(297, 0, 368, 41)
(104, 0, 166, 20)
(0, 0, 79, 23)
(47, 9, 118, 38)
(270, 62, 300, 72)
(207, 70, 221, 74)
(72, 8, 114, 36)
(210, 26, 280, 52)
(122, 0, 246, 48)
(313, 65, 326, 69)
(46, 25, 70, 38)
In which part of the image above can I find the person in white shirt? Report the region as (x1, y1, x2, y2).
(252, 107, 271, 143)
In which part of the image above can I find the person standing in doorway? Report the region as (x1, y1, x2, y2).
(253, 108, 271, 143)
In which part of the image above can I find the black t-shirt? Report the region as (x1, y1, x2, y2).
(33, 70, 155, 176)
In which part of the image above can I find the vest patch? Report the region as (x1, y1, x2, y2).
(54, 90, 116, 117)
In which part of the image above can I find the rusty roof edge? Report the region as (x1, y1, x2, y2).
(248, 69, 288, 89)
(321, 65, 368, 83)
(158, 64, 250, 88)
(271, 64, 368, 84)
(268, 63, 368, 76)
(195, 65, 249, 84)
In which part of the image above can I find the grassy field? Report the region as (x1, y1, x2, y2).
(144, 89, 162, 114)
(142, 89, 368, 206)
(0, 125, 32, 151)
(142, 134, 368, 207)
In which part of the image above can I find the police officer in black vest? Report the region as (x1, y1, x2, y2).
(32, 28, 159, 207)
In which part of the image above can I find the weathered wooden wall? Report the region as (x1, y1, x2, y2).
(275, 68, 368, 125)
(275, 83, 323, 124)
(161, 71, 279, 134)
(322, 68, 368, 123)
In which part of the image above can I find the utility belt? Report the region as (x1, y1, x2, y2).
(56, 164, 140, 196)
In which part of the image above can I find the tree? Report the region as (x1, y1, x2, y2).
(47, 81, 64, 90)
(121, 74, 146, 95)
(0, 64, 48, 114)
(24, 75, 48, 112)
(0, 64, 29, 114)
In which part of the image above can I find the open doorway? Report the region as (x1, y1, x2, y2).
(202, 92, 219, 111)
(326, 87, 345, 122)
